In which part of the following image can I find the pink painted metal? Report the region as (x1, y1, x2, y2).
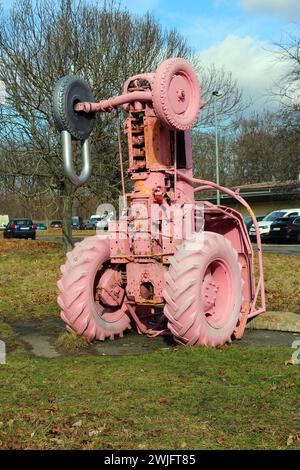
(75, 90, 152, 113)
(57, 57, 265, 346)
(58, 237, 131, 340)
(151, 58, 205, 130)
(164, 231, 243, 346)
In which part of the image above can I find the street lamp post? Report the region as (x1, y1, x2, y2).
(212, 91, 221, 205)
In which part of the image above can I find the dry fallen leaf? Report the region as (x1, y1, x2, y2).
(138, 443, 148, 449)
(72, 420, 82, 427)
(285, 383, 296, 389)
(158, 398, 168, 404)
(284, 360, 294, 366)
(216, 437, 226, 445)
(147, 428, 163, 437)
(44, 405, 59, 414)
(125, 419, 136, 425)
(49, 437, 64, 445)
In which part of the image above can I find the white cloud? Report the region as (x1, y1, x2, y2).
(239, 0, 300, 20)
(198, 34, 290, 111)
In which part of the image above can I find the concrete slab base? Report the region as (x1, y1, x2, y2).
(246, 311, 300, 333)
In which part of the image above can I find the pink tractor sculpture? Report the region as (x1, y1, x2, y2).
(52, 57, 266, 347)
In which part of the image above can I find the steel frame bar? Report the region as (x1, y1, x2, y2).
(177, 171, 266, 319)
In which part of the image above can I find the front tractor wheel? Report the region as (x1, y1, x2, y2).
(163, 232, 243, 347)
(57, 236, 131, 341)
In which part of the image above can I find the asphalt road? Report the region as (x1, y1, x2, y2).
(253, 243, 300, 256)
(14, 317, 300, 358)
(38, 235, 300, 255)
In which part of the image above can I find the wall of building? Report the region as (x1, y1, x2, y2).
(222, 198, 300, 217)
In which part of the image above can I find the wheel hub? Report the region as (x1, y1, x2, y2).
(95, 267, 125, 308)
(168, 74, 190, 114)
(201, 259, 232, 329)
(202, 276, 219, 313)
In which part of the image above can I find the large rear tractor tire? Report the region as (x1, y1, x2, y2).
(57, 236, 131, 341)
(163, 232, 243, 347)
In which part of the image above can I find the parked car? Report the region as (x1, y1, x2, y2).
(85, 216, 102, 230)
(3, 219, 36, 240)
(71, 216, 84, 230)
(270, 216, 300, 243)
(289, 217, 300, 243)
(34, 222, 47, 230)
(50, 220, 62, 229)
(96, 212, 115, 231)
(243, 215, 265, 233)
(249, 208, 300, 241)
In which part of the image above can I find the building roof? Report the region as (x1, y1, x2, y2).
(199, 180, 300, 203)
(232, 180, 300, 191)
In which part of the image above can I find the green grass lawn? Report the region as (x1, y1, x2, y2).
(0, 347, 299, 450)
(0, 239, 299, 450)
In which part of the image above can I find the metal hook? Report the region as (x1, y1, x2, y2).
(61, 130, 91, 187)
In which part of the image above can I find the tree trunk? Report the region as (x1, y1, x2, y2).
(61, 180, 75, 253)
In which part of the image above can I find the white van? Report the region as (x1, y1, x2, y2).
(0, 215, 9, 230)
(249, 208, 300, 239)
(90, 214, 103, 222)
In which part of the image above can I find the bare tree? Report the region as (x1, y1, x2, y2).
(232, 112, 300, 184)
(190, 57, 247, 186)
(0, 0, 191, 251)
(190, 57, 247, 129)
(272, 25, 300, 117)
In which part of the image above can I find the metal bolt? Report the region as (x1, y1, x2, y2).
(176, 88, 185, 100)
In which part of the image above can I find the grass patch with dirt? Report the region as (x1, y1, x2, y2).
(56, 332, 92, 352)
(37, 229, 96, 238)
(260, 254, 300, 313)
(0, 240, 64, 322)
(0, 239, 299, 322)
(0, 239, 299, 450)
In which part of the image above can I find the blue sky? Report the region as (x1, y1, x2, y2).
(121, 0, 300, 111)
(2, 0, 299, 111)
(122, 0, 299, 51)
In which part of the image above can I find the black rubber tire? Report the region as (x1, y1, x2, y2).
(52, 76, 96, 141)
